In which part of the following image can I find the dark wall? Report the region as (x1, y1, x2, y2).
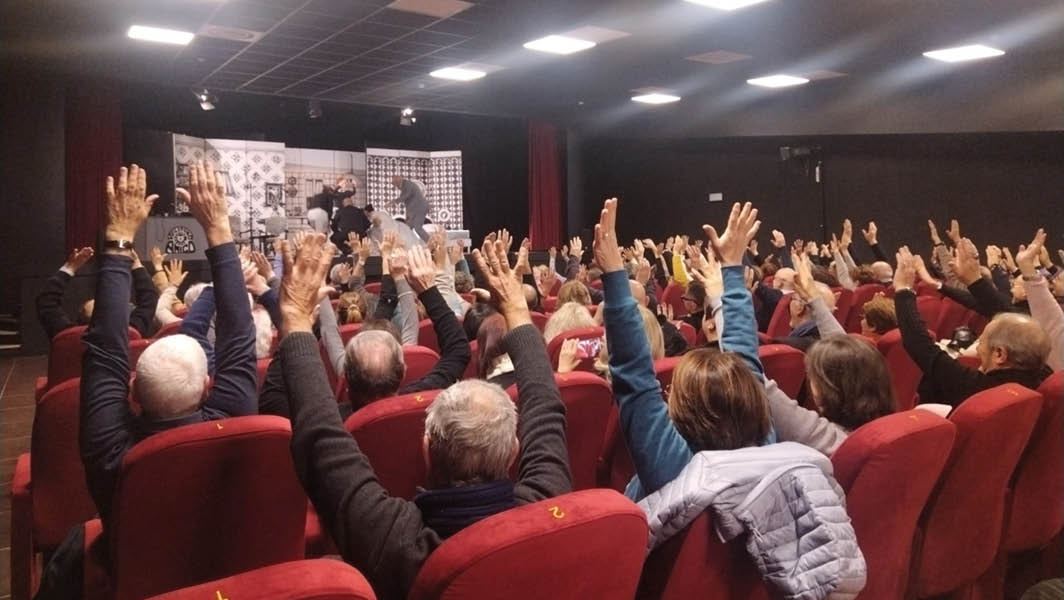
(120, 83, 530, 243)
(574, 132, 1064, 259)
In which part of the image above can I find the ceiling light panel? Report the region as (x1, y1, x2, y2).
(127, 25, 194, 45)
(747, 74, 809, 88)
(632, 93, 681, 104)
(685, 50, 752, 64)
(430, 67, 487, 81)
(524, 35, 596, 55)
(683, 0, 771, 10)
(923, 44, 1004, 63)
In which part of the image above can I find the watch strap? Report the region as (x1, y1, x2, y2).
(105, 239, 135, 250)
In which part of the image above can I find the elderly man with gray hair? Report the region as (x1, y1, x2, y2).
(272, 232, 571, 600)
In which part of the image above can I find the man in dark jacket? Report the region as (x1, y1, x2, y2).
(272, 232, 572, 599)
(894, 244, 1051, 408)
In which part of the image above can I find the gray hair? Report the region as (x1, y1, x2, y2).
(983, 312, 1050, 370)
(344, 329, 405, 408)
(135, 334, 208, 419)
(424, 379, 518, 487)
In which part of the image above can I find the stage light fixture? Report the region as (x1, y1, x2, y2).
(193, 89, 217, 111)
(400, 106, 417, 126)
(307, 99, 322, 119)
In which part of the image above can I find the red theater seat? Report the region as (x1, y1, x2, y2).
(758, 344, 805, 399)
(845, 284, 886, 333)
(653, 356, 682, 393)
(661, 282, 688, 318)
(542, 296, 558, 312)
(463, 340, 479, 379)
(764, 292, 793, 339)
(530, 311, 548, 332)
(545, 326, 604, 373)
(408, 489, 648, 600)
(339, 323, 362, 345)
(147, 560, 376, 600)
(831, 410, 957, 599)
(877, 328, 923, 411)
(256, 357, 271, 389)
(417, 318, 439, 352)
(933, 297, 970, 340)
(364, 281, 382, 295)
(832, 287, 855, 332)
(910, 384, 1042, 598)
(153, 320, 182, 339)
(402, 345, 441, 385)
(83, 416, 309, 600)
(36, 325, 143, 399)
(344, 390, 442, 499)
(674, 321, 696, 346)
(916, 295, 942, 329)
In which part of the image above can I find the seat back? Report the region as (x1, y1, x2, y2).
(153, 320, 183, 339)
(916, 295, 942, 329)
(844, 284, 886, 333)
(417, 319, 439, 352)
(1004, 372, 1064, 552)
(364, 281, 382, 295)
(832, 287, 855, 332)
(653, 356, 682, 394)
(674, 321, 696, 346)
(764, 292, 793, 339)
(758, 344, 805, 399)
(507, 372, 612, 491)
(638, 511, 772, 600)
(876, 328, 922, 411)
(147, 559, 377, 600)
(109, 416, 308, 600)
(255, 357, 271, 389)
(30, 378, 97, 551)
(542, 296, 558, 312)
(408, 489, 648, 600)
(661, 282, 688, 318)
(344, 390, 442, 499)
(933, 297, 970, 340)
(46, 325, 142, 390)
(831, 410, 957, 599)
(463, 340, 479, 379)
(530, 311, 548, 332)
(403, 345, 442, 385)
(546, 326, 604, 373)
(339, 323, 362, 345)
(913, 384, 1043, 597)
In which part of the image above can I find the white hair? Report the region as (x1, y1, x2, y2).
(183, 282, 208, 307)
(252, 307, 274, 359)
(424, 379, 518, 486)
(135, 334, 208, 419)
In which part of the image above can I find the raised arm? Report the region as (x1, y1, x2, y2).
(793, 252, 846, 338)
(178, 285, 217, 374)
(951, 237, 1012, 318)
(400, 245, 470, 391)
(129, 254, 159, 337)
(37, 247, 94, 339)
(1018, 229, 1064, 370)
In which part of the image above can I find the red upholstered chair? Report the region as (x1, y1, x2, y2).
(364, 281, 382, 295)
(506, 372, 612, 491)
(153, 320, 183, 339)
(876, 328, 923, 411)
(463, 340, 479, 379)
(586, 303, 599, 316)
(546, 326, 605, 373)
(549, 278, 562, 296)
(542, 296, 558, 312)
(530, 311, 548, 332)
(764, 292, 793, 339)
(11, 378, 97, 600)
(758, 344, 805, 399)
(320, 341, 340, 392)
(844, 284, 886, 333)
(638, 511, 772, 600)
(36, 325, 143, 399)
(832, 287, 855, 333)
(256, 357, 271, 389)
(661, 282, 688, 318)
(653, 356, 682, 394)
(674, 321, 696, 346)
(934, 297, 970, 340)
(403, 345, 441, 386)
(916, 295, 942, 329)
(83, 416, 309, 600)
(339, 323, 362, 345)
(910, 384, 1043, 599)
(915, 280, 939, 296)
(847, 332, 877, 347)
(831, 410, 957, 600)
(407, 489, 648, 600)
(417, 319, 439, 352)
(343, 390, 442, 499)
(147, 559, 377, 600)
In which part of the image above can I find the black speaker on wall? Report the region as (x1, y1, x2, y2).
(124, 128, 176, 215)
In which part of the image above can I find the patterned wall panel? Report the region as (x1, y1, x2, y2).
(366, 148, 464, 231)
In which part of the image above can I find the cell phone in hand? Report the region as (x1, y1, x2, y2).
(576, 338, 602, 359)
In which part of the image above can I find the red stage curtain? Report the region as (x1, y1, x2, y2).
(528, 120, 563, 248)
(65, 83, 122, 252)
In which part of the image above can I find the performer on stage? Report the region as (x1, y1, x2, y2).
(330, 179, 369, 252)
(391, 175, 430, 241)
(307, 176, 355, 234)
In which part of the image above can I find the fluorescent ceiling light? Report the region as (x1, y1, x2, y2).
(683, 0, 770, 10)
(127, 25, 194, 45)
(430, 67, 487, 81)
(923, 44, 1004, 63)
(747, 74, 809, 88)
(632, 93, 681, 104)
(524, 35, 596, 55)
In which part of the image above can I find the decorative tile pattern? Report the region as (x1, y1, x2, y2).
(366, 148, 464, 230)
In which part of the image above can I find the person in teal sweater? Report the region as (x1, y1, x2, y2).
(597, 198, 773, 501)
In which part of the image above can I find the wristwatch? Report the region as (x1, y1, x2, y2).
(104, 239, 135, 250)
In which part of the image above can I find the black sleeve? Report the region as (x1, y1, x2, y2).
(658, 316, 688, 357)
(869, 243, 890, 263)
(258, 352, 289, 418)
(896, 289, 988, 406)
(967, 277, 1014, 318)
(200, 243, 258, 419)
(372, 276, 398, 321)
(399, 287, 470, 393)
(36, 270, 76, 340)
(129, 267, 159, 337)
(938, 283, 980, 311)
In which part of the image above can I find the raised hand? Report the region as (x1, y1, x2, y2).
(406, 245, 438, 294)
(704, 202, 761, 267)
(243, 260, 268, 296)
(448, 241, 465, 266)
(985, 245, 1002, 268)
(569, 236, 584, 259)
(861, 221, 878, 246)
(379, 229, 397, 260)
(1015, 229, 1046, 277)
(164, 258, 187, 287)
(949, 238, 981, 285)
(947, 219, 962, 245)
(747, 238, 758, 256)
(548, 246, 557, 260)
(894, 246, 917, 290)
(497, 229, 513, 253)
(928, 219, 943, 246)
(633, 238, 645, 257)
(64, 247, 95, 272)
(690, 249, 723, 297)
(471, 237, 530, 327)
(840, 219, 853, 250)
(428, 231, 447, 267)
(185, 161, 231, 247)
(791, 252, 818, 302)
(149, 246, 164, 271)
(770, 229, 786, 249)
(636, 258, 653, 285)
(388, 246, 409, 281)
(514, 237, 532, 276)
(804, 240, 818, 256)
(279, 233, 336, 336)
(560, 244, 569, 259)
(913, 255, 939, 287)
(1002, 246, 1018, 272)
(105, 164, 158, 241)
(557, 338, 580, 374)
(592, 197, 624, 273)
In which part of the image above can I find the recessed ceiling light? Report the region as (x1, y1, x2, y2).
(523, 35, 596, 55)
(747, 74, 809, 88)
(632, 93, 681, 105)
(430, 67, 487, 81)
(128, 25, 194, 46)
(683, 0, 770, 10)
(923, 44, 1004, 63)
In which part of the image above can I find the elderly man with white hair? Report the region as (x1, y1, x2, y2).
(271, 231, 571, 600)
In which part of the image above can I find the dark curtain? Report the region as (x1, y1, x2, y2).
(65, 83, 122, 252)
(528, 120, 563, 248)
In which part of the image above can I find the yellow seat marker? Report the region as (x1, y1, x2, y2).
(548, 506, 565, 519)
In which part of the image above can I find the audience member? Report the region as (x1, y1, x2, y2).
(542, 301, 597, 344)
(858, 294, 897, 341)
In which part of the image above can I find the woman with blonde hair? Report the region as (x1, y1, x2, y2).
(542, 301, 597, 344)
(557, 279, 592, 307)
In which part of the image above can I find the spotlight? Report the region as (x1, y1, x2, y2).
(307, 99, 322, 119)
(400, 106, 416, 126)
(192, 88, 217, 111)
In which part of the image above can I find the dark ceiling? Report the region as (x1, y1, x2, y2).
(3, 0, 1064, 136)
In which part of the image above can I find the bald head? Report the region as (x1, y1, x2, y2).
(345, 330, 406, 408)
(978, 312, 1050, 372)
(774, 268, 795, 291)
(391, 175, 403, 188)
(871, 261, 893, 282)
(629, 279, 648, 307)
(522, 283, 539, 308)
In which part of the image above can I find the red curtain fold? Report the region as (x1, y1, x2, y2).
(65, 83, 122, 252)
(528, 120, 563, 248)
